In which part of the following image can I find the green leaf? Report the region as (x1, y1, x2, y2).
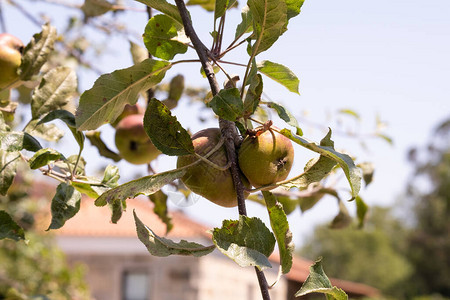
(358, 162, 375, 187)
(208, 88, 244, 121)
(257, 60, 299, 94)
(235, 5, 253, 39)
(85, 131, 121, 162)
(355, 196, 368, 229)
(187, 0, 215, 11)
(0, 131, 42, 152)
(149, 190, 173, 234)
(143, 15, 188, 60)
(296, 186, 337, 212)
(75, 58, 171, 131)
(37, 110, 84, 149)
(25, 120, 65, 142)
(31, 67, 77, 120)
(102, 165, 120, 188)
(330, 199, 352, 229)
(134, 0, 183, 25)
(168, 74, 185, 101)
(47, 183, 82, 230)
(129, 41, 148, 65)
(285, 0, 304, 20)
(28, 148, 65, 169)
(143, 98, 194, 156)
(81, 0, 114, 17)
(266, 102, 300, 129)
(262, 191, 294, 274)
(248, 0, 287, 55)
(338, 108, 360, 120)
(282, 132, 338, 190)
(134, 211, 215, 257)
(281, 129, 361, 199)
(0, 210, 25, 241)
(243, 73, 263, 117)
(94, 167, 186, 207)
(212, 216, 275, 270)
(295, 258, 348, 300)
(0, 150, 20, 196)
(109, 199, 125, 224)
(20, 24, 57, 81)
(214, 0, 237, 20)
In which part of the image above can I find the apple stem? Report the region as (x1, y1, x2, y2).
(173, 1, 271, 299)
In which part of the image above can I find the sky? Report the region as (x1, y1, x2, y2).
(4, 0, 450, 247)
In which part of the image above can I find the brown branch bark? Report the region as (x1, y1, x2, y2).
(173, 1, 270, 299)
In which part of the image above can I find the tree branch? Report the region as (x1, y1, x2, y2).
(173, 1, 270, 299)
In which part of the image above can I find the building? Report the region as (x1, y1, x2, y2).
(53, 197, 380, 300)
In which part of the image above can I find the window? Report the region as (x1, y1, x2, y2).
(122, 271, 149, 300)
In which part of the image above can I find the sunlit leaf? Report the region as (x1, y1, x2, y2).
(144, 98, 194, 156)
(295, 257, 348, 300)
(281, 129, 361, 199)
(20, 24, 57, 81)
(282, 132, 338, 190)
(338, 108, 360, 120)
(212, 216, 275, 270)
(31, 67, 77, 120)
(285, 0, 304, 20)
(235, 5, 253, 39)
(262, 191, 294, 274)
(266, 102, 299, 129)
(134, 211, 215, 256)
(95, 168, 186, 207)
(208, 88, 244, 121)
(76, 59, 171, 131)
(257, 60, 299, 94)
(0, 210, 25, 241)
(187, 0, 215, 11)
(248, 0, 287, 55)
(135, 0, 183, 25)
(0, 150, 20, 196)
(25, 120, 65, 142)
(28, 148, 65, 169)
(47, 183, 82, 230)
(143, 15, 188, 60)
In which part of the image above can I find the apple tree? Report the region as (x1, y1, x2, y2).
(0, 0, 380, 298)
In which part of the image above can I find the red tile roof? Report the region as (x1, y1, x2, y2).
(49, 196, 379, 297)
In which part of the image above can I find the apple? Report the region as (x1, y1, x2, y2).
(0, 33, 24, 89)
(110, 104, 143, 128)
(114, 114, 160, 164)
(177, 128, 250, 207)
(238, 125, 294, 188)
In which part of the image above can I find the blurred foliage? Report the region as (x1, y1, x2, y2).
(405, 118, 450, 297)
(0, 167, 91, 300)
(300, 206, 413, 296)
(0, 232, 91, 300)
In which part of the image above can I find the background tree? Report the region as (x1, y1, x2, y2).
(405, 118, 450, 297)
(300, 206, 413, 297)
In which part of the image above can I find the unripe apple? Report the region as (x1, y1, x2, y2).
(177, 128, 250, 207)
(110, 104, 143, 128)
(0, 33, 24, 89)
(238, 126, 294, 188)
(114, 114, 161, 164)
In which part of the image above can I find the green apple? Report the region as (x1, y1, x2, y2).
(177, 128, 250, 207)
(114, 114, 161, 164)
(0, 33, 24, 89)
(238, 126, 294, 188)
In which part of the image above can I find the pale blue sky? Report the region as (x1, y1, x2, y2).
(5, 0, 450, 246)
